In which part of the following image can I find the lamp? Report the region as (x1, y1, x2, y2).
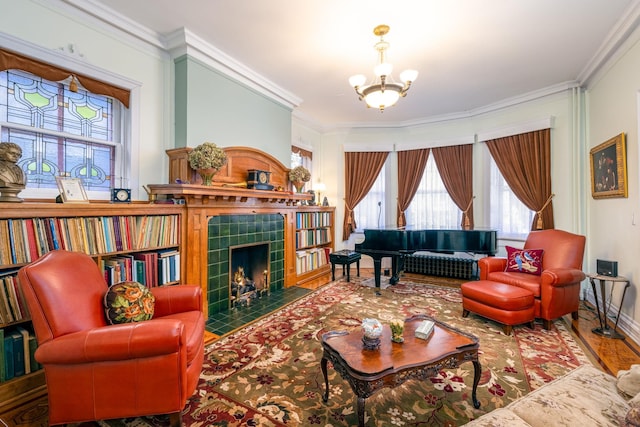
(315, 182, 326, 206)
(349, 25, 418, 112)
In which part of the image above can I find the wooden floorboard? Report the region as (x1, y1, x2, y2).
(570, 300, 640, 376)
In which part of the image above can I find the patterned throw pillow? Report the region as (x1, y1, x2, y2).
(504, 246, 544, 276)
(104, 281, 155, 325)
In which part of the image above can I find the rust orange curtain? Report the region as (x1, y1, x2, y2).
(432, 144, 474, 229)
(0, 48, 130, 108)
(485, 129, 554, 230)
(342, 151, 389, 241)
(397, 148, 430, 227)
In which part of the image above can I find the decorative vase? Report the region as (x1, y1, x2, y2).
(197, 168, 218, 186)
(292, 181, 305, 193)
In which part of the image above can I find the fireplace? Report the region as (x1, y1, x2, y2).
(207, 213, 285, 315)
(229, 242, 270, 307)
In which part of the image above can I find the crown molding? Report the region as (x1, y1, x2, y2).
(57, 0, 167, 57)
(578, 0, 640, 87)
(328, 82, 574, 131)
(60, 1, 300, 110)
(164, 28, 301, 110)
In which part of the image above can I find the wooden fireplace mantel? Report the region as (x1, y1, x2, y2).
(146, 183, 311, 206)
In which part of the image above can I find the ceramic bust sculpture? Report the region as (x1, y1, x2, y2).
(0, 142, 26, 202)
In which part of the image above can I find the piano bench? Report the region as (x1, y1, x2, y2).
(461, 280, 535, 335)
(329, 250, 361, 282)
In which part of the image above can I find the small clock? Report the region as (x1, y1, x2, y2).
(247, 169, 273, 190)
(111, 188, 131, 203)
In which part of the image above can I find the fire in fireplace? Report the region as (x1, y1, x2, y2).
(229, 242, 270, 308)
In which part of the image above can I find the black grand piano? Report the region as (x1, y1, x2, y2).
(355, 227, 497, 292)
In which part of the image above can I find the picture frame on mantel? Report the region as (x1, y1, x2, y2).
(590, 132, 627, 199)
(55, 176, 89, 203)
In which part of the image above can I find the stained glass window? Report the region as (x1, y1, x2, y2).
(0, 69, 119, 191)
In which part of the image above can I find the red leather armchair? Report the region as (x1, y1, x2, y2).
(478, 229, 586, 330)
(17, 250, 205, 426)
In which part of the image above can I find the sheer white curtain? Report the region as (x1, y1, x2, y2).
(489, 157, 534, 239)
(406, 155, 460, 229)
(353, 164, 386, 230)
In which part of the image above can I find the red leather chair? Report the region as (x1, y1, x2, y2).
(17, 250, 205, 426)
(478, 229, 586, 330)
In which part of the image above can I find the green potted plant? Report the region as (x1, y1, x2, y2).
(188, 142, 227, 186)
(289, 165, 311, 193)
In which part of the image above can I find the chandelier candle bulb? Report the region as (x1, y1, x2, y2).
(349, 24, 418, 112)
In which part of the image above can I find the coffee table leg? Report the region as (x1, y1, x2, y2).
(472, 360, 481, 409)
(321, 357, 329, 403)
(357, 396, 365, 427)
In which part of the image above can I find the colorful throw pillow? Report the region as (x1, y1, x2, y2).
(504, 246, 544, 275)
(104, 281, 155, 325)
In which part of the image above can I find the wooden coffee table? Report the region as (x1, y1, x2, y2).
(321, 314, 481, 427)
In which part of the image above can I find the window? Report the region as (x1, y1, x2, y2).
(291, 146, 312, 174)
(489, 157, 535, 238)
(406, 155, 460, 229)
(0, 69, 124, 197)
(353, 164, 385, 230)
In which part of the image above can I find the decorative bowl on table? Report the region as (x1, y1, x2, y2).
(361, 318, 383, 350)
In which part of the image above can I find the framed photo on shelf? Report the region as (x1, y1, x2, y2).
(590, 133, 627, 199)
(55, 176, 89, 203)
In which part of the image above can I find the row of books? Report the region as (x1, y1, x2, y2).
(0, 274, 27, 325)
(295, 228, 332, 249)
(0, 215, 180, 267)
(295, 247, 331, 274)
(101, 249, 181, 287)
(295, 211, 332, 229)
(1, 326, 41, 383)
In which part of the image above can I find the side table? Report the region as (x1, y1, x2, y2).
(587, 273, 630, 340)
(329, 250, 361, 282)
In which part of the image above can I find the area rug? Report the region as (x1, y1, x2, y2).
(112, 279, 591, 427)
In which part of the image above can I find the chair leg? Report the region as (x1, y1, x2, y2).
(462, 309, 470, 318)
(169, 412, 182, 427)
(571, 311, 579, 320)
(502, 325, 513, 335)
(527, 321, 535, 330)
(542, 319, 553, 330)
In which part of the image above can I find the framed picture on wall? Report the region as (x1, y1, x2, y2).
(590, 132, 627, 199)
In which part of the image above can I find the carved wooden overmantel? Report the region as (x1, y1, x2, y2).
(166, 146, 295, 190)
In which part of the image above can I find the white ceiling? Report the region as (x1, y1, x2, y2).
(83, 0, 639, 127)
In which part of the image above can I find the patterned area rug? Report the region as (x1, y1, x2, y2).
(110, 279, 591, 427)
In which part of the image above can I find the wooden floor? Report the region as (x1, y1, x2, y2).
(569, 300, 640, 375)
(2, 271, 639, 426)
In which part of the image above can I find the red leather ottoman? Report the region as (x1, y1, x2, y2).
(461, 280, 535, 335)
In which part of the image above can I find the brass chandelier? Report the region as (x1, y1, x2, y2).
(349, 24, 418, 112)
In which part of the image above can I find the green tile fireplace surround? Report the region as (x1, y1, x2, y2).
(207, 214, 285, 315)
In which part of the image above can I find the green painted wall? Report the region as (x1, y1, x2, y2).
(174, 55, 292, 165)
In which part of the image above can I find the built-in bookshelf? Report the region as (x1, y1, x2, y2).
(0, 202, 184, 416)
(294, 206, 335, 288)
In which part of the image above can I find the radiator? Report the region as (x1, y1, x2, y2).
(404, 252, 477, 280)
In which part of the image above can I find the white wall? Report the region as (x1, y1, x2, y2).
(587, 27, 640, 340)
